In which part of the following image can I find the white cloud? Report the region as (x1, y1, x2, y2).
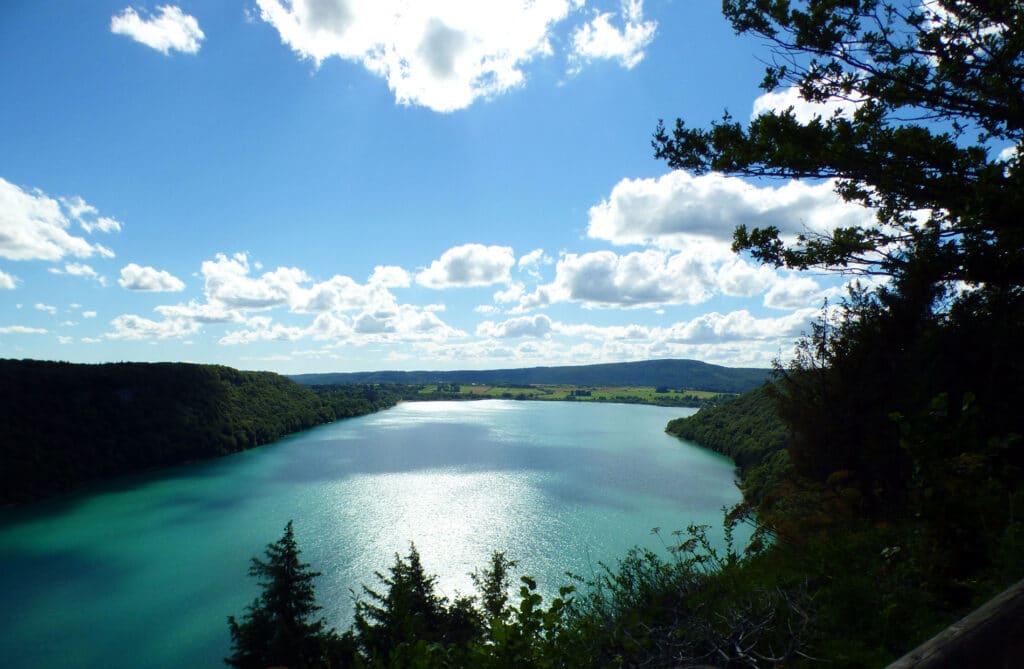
(219, 316, 307, 345)
(257, 0, 581, 111)
(218, 303, 464, 346)
(107, 313, 202, 340)
(998, 145, 1019, 162)
(0, 325, 47, 334)
(35, 303, 57, 315)
(50, 262, 106, 284)
(763, 275, 822, 309)
(154, 300, 241, 323)
(110, 5, 205, 55)
(477, 314, 553, 338)
(107, 251, 466, 344)
(417, 243, 515, 288)
(202, 253, 305, 308)
(716, 258, 779, 297)
(0, 269, 16, 289)
(64, 262, 100, 278)
(82, 310, 97, 318)
(518, 248, 547, 268)
(751, 85, 863, 124)
(0, 178, 116, 262)
(88, 217, 122, 234)
(61, 196, 123, 234)
(369, 265, 411, 287)
(515, 248, 720, 310)
(494, 282, 526, 304)
(587, 170, 874, 250)
(118, 263, 186, 291)
(57, 335, 73, 345)
(568, 0, 656, 73)
(660, 308, 817, 345)
(517, 248, 551, 279)
(407, 305, 820, 368)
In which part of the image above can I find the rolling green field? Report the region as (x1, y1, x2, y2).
(415, 383, 730, 407)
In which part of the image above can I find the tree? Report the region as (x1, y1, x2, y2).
(353, 543, 480, 661)
(652, 0, 1024, 509)
(226, 521, 343, 669)
(654, 0, 1024, 289)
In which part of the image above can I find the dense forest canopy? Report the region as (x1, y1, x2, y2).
(0, 360, 402, 504)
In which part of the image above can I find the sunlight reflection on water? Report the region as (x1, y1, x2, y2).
(0, 400, 743, 669)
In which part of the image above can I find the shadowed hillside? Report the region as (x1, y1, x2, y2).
(0, 359, 400, 505)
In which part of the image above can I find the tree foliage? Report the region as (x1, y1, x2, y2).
(653, 0, 1024, 650)
(227, 521, 352, 669)
(654, 0, 1024, 287)
(0, 360, 402, 504)
(654, 0, 1024, 508)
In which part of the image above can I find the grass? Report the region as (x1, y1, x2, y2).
(415, 384, 730, 407)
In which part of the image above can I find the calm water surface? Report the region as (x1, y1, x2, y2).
(0, 400, 745, 668)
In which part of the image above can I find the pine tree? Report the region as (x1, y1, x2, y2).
(226, 521, 332, 669)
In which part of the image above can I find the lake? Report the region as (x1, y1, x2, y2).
(0, 400, 745, 668)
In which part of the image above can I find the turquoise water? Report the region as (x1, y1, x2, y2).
(0, 400, 744, 668)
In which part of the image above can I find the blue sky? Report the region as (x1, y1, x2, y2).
(1, 0, 876, 374)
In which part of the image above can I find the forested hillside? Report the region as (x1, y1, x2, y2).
(666, 384, 791, 505)
(291, 358, 769, 394)
(0, 360, 401, 504)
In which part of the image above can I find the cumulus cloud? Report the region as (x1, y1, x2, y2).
(568, 0, 656, 73)
(551, 308, 816, 347)
(82, 310, 97, 318)
(35, 303, 57, 315)
(494, 282, 526, 304)
(763, 275, 822, 309)
(716, 258, 779, 298)
(751, 85, 863, 124)
(0, 178, 118, 262)
(257, 0, 580, 111)
(107, 314, 201, 340)
(409, 305, 821, 368)
(154, 300, 241, 323)
(218, 316, 307, 345)
(514, 248, 723, 310)
(477, 314, 553, 338)
(660, 309, 817, 345)
(587, 170, 874, 249)
(369, 265, 411, 287)
(118, 263, 186, 291)
(202, 253, 306, 309)
(417, 244, 515, 288)
(110, 5, 205, 55)
(107, 251, 465, 344)
(0, 269, 16, 289)
(0, 325, 47, 334)
(517, 248, 551, 279)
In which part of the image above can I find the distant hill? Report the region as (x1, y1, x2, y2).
(291, 359, 770, 394)
(0, 359, 401, 504)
